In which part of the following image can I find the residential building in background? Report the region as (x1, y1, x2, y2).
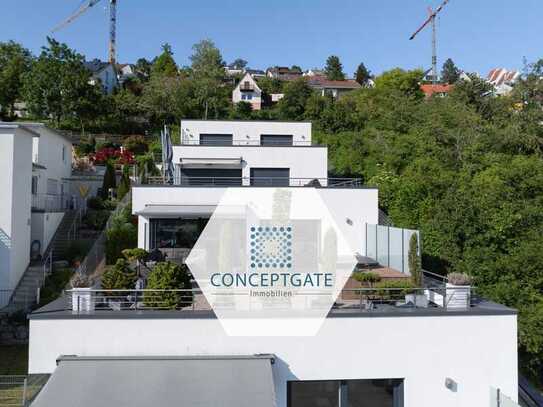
(232, 73, 263, 110)
(487, 68, 520, 95)
(420, 83, 454, 98)
(0, 123, 73, 308)
(84, 59, 118, 94)
(28, 119, 518, 407)
(307, 75, 362, 98)
(266, 66, 303, 81)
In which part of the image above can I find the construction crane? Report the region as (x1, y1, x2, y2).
(409, 0, 450, 85)
(52, 0, 117, 65)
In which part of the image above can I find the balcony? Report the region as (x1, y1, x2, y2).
(240, 83, 255, 92)
(178, 139, 314, 146)
(143, 176, 364, 188)
(31, 193, 70, 212)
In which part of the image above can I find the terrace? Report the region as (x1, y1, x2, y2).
(142, 176, 364, 188)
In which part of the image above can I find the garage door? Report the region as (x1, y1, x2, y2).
(180, 168, 242, 185)
(250, 168, 290, 186)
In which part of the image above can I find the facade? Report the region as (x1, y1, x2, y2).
(27, 119, 519, 407)
(0, 123, 73, 307)
(84, 59, 118, 94)
(232, 73, 263, 110)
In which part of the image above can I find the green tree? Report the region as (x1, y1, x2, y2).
(230, 101, 253, 119)
(100, 160, 117, 200)
(278, 78, 313, 120)
(190, 39, 227, 119)
(116, 165, 130, 199)
(324, 55, 345, 81)
(135, 57, 152, 80)
(441, 58, 460, 84)
(291, 65, 303, 74)
(0, 41, 32, 119)
(354, 62, 371, 86)
(374, 68, 424, 99)
(144, 262, 193, 309)
(151, 43, 178, 77)
(408, 234, 422, 286)
(231, 58, 248, 69)
(105, 206, 137, 264)
(22, 37, 103, 127)
(101, 258, 137, 294)
(135, 152, 160, 184)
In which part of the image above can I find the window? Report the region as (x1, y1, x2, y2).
(180, 168, 242, 186)
(31, 176, 38, 195)
(241, 94, 253, 100)
(149, 218, 209, 249)
(199, 134, 233, 146)
(250, 168, 290, 186)
(62, 145, 66, 162)
(260, 134, 293, 146)
(288, 379, 404, 407)
(46, 178, 58, 195)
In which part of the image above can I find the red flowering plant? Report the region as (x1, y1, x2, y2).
(90, 147, 134, 165)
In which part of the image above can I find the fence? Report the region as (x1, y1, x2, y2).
(76, 190, 132, 277)
(0, 376, 27, 406)
(490, 387, 522, 407)
(31, 194, 70, 212)
(145, 176, 364, 188)
(63, 286, 476, 315)
(365, 224, 420, 275)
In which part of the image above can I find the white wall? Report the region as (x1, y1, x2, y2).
(232, 74, 262, 110)
(173, 145, 327, 183)
(132, 186, 377, 254)
(29, 313, 518, 407)
(180, 120, 312, 145)
(0, 126, 33, 297)
(30, 212, 64, 256)
(29, 124, 72, 197)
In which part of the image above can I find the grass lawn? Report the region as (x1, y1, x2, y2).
(0, 345, 28, 375)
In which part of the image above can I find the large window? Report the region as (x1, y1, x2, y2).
(46, 178, 58, 195)
(260, 134, 293, 146)
(149, 218, 209, 249)
(180, 168, 242, 186)
(250, 168, 290, 186)
(288, 379, 403, 407)
(199, 134, 233, 146)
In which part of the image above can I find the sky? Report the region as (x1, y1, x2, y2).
(2, 0, 542, 77)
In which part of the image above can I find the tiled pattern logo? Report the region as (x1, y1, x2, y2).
(250, 226, 292, 269)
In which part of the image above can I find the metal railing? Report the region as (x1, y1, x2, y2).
(31, 194, 70, 212)
(61, 286, 476, 315)
(0, 375, 50, 407)
(144, 176, 363, 188)
(179, 139, 314, 147)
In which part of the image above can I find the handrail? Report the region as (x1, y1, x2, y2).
(179, 139, 315, 147)
(144, 176, 364, 188)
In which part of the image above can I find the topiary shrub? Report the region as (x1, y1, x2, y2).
(101, 259, 137, 295)
(353, 271, 382, 288)
(375, 279, 416, 300)
(100, 160, 117, 200)
(144, 262, 192, 309)
(117, 165, 131, 199)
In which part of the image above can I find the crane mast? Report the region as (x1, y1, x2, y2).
(109, 0, 117, 65)
(409, 0, 450, 85)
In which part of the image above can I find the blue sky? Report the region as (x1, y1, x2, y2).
(2, 0, 542, 76)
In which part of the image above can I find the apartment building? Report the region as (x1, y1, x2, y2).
(0, 123, 73, 307)
(28, 120, 518, 407)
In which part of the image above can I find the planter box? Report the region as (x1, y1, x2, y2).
(446, 283, 471, 309)
(71, 288, 95, 313)
(405, 293, 429, 308)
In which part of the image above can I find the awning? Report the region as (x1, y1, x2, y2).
(31, 355, 276, 407)
(135, 204, 217, 217)
(180, 157, 242, 168)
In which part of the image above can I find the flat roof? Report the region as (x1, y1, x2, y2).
(0, 122, 41, 137)
(29, 296, 516, 320)
(10, 122, 74, 143)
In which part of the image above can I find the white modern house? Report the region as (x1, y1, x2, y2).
(232, 73, 263, 110)
(0, 122, 73, 307)
(28, 120, 519, 407)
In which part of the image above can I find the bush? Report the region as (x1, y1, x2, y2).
(84, 210, 110, 230)
(374, 279, 416, 299)
(123, 135, 149, 156)
(447, 272, 472, 286)
(100, 160, 117, 200)
(144, 262, 192, 309)
(101, 259, 137, 294)
(353, 271, 382, 287)
(39, 268, 74, 306)
(117, 165, 130, 199)
(408, 233, 422, 286)
(87, 196, 105, 210)
(105, 207, 137, 264)
(65, 241, 92, 265)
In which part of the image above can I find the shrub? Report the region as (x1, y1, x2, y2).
(123, 135, 149, 156)
(408, 233, 422, 286)
(70, 273, 91, 288)
(84, 210, 109, 230)
(100, 160, 116, 200)
(105, 207, 137, 264)
(353, 271, 382, 287)
(87, 196, 104, 210)
(101, 259, 137, 294)
(447, 272, 472, 286)
(39, 268, 73, 306)
(117, 165, 130, 199)
(374, 279, 416, 299)
(144, 262, 192, 309)
(65, 241, 91, 265)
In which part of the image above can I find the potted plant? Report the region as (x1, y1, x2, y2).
(446, 273, 472, 309)
(70, 274, 94, 313)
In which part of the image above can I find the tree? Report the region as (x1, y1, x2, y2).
(278, 78, 313, 120)
(355, 62, 371, 86)
(135, 152, 160, 184)
(190, 39, 227, 119)
(230, 101, 252, 119)
(408, 233, 422, 286)
(324, 55, 345, 81)
(22, 37, 103, 127)
(105, 206, 137, 264)
(101, 258, 137, 294)
(116, 165, 130, 199)
(291, 65, 302, 74)
(374, 68, 424, 99)
(151, 43, 178, 77)
(441, 58, 460, 84)
(144, 262, 193, 309)
(231, 58, 248, 69)
(100, 160, 117, 200)
(135, 58, 152, 80)
(0, 41, 32, 119)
